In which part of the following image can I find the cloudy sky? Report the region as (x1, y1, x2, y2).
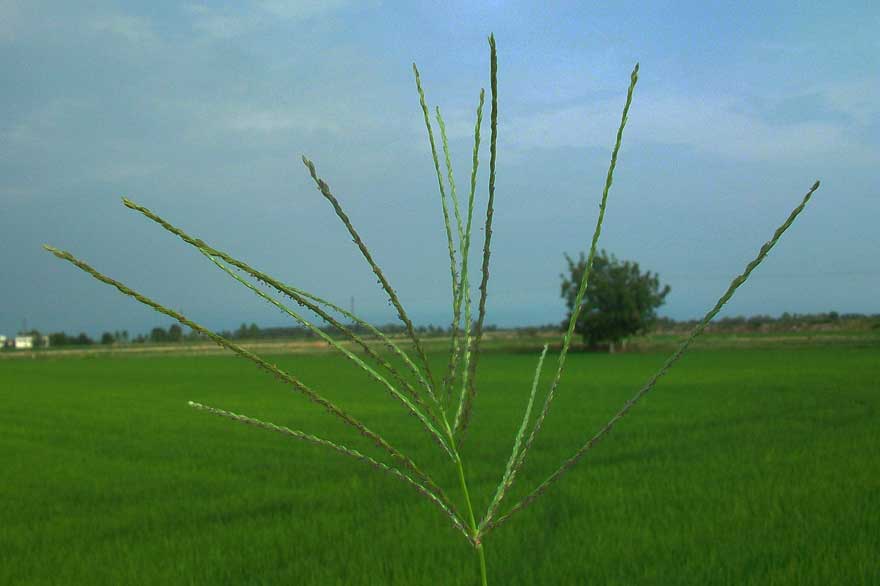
(1, 1, 878, 338)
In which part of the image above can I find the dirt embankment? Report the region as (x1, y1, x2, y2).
(0, 339, 336, 360)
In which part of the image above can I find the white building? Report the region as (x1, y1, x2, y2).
(15, 336, 34, 349)
(0, 335, 6, 347)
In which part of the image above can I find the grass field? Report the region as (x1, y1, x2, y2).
(2, 344, 878, 585)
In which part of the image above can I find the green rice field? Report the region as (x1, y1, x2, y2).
(2, 344, 878, 585)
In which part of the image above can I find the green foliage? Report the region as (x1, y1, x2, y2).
(561, 249, 670, 349)
(149, 327, 168, 343)
(44, 35, 820, 585)
(234, 323, 259, 340)
(168, 324, 183, 342)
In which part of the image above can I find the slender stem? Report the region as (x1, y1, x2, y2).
(285, 283, 434, 408)
(301, 156, 442, 409)
(505, 62, 639, 489)
(478, 344, 548, 533)
(122, 197, 433, 415)
(413, 64, 460, 274)
(189, 402, 470, 540)
(203, 252, 454, 460)
(413, 66, 461, 399)
(455, 455, 479, 535)
(450, 89, 484, 416)
(453, 451, 487, 585)
(436, 105, 466, 403)
(442, 411, 487, 583)
(456, 34, 498, 437)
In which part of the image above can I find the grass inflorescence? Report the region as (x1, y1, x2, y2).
(46, 34, 819, 584)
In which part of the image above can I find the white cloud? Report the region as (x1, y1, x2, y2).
(0, 0, 71, 43)
(505, 89, 878, 163)
(750, 40, 809, 55)
(2, 98, 88, 146)
(224, 106, 345, 135)
(91, 14, 158, 46)
(634, 93, 860, 161)
(186, 4, 252, 40)
(159, 95, 379, 146)
(258, 0, 353, 20)
(0, 0, 24, 42)
(186, 0, 356, 40)
(815, 78, 879, 125)
(504, 100, 620, 151)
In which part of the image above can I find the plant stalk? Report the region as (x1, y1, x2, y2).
(450, 436, 487, 585)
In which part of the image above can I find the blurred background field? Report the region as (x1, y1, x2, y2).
(2, 341, 877, 585)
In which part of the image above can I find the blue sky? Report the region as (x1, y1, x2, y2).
(1, 1, 877, 337)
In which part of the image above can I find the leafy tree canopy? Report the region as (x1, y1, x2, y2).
(561, 250, 670, 350)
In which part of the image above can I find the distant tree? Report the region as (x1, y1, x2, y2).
(75, 332, 94, 346)
(100, 332, 115, 345)
(561, 250, 670, 352)
(747, 315, 763, 329)
(168, 324, 183, 342)
(149, 327, 168, 343)
(49, 332, 70, 347)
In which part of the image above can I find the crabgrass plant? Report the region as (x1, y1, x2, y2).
(45, 35, 820, 585)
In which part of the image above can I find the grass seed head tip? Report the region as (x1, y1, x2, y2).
(43, 244, 67, 259)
